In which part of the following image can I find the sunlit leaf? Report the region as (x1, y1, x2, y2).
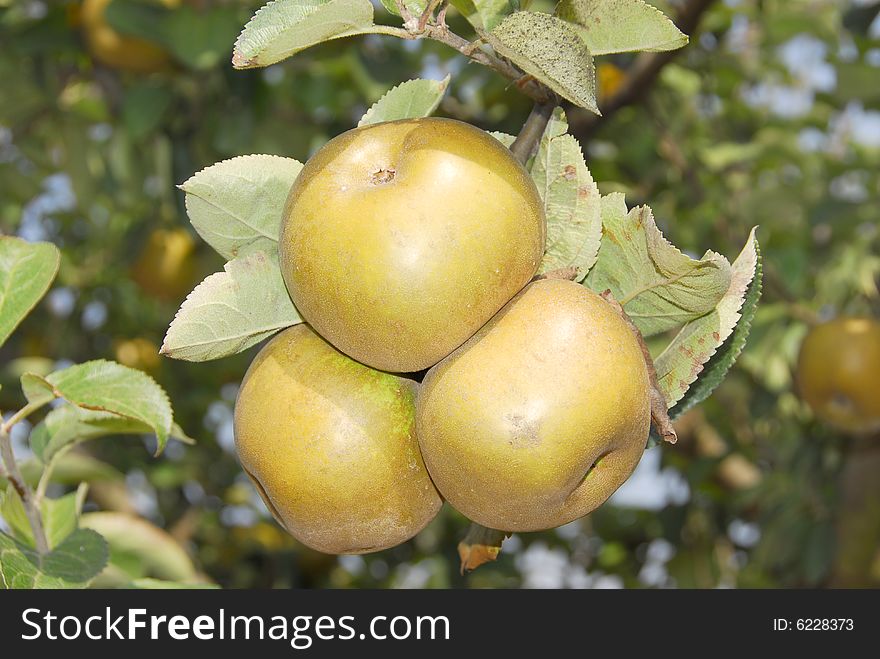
(487, 12, 599, 114)
(0, 237, 60, 348)
(30, 405, 192, 464)
(358, 76, 450, 127)
(586, 193, 732, 337)
(180, 154, 303, 260)
(21, 361, 173, 455)
(532, 109, 601, 279)
(556, 0, 687, 55)
(657, 229, 762, 413)
(161, 249, 301, 362)
(232, 0, 401, 69)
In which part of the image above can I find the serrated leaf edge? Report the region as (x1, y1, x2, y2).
(357, 75, 451, 127)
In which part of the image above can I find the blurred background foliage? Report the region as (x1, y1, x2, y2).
(1, 0, 879, 588)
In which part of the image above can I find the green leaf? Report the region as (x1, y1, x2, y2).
(585, 194, 732, 337)
(451, 0, 518, 31)
(0, 529, 108, 589)
(21, 361, 173, 455)
(660, 229, 762, 416)
(555, 0, 688, 56)
(380, 0, 428, 18)
(102, 0, 169, 43)
(80, 512, 199, 583)
(25, 453, 124, 487)
(163, 6, 244, 70)
(490, 131, 516, 148)
(531, 109, 601, 279)
(0, 236, 60, 348)
(1, 486, 83, 549)
(122, 82, 173, 141)
(30, 404, 192, 464)
(487, 12, 599, 114)
(232, 0, 400, 69)
(161, 250, 301, 362)
(180, 155, 303, 261)
(358, 76, 450, 127)
(105, 1, 243, 70)
(131, 578, 220, 589)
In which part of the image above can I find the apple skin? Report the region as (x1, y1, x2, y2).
(233, 324, 442, 554)
(279, 117, 546, 373)
(81, 0, 177, 74)
(416, 279, 651, 532)
(796, 317, 880, 434)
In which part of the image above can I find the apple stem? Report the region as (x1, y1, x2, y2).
(535, 266, 580, 281)
(458, 523, 509, 574)
(599, 290, 678, 445)
(510, 100, 558, 165)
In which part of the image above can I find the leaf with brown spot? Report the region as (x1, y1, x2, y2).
(654, 227, 761, 411)
(530, 109, 602, 280)
(586, 193, 732, 337)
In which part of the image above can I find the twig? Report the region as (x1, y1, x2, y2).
(394, 0, 415, 24)
(417, 0, 444, 32)
(534, 266, 580, 281)
(437, 1, 449, 28)
(0, 406, 50, 554)
(510, 99, 558, 164)
(386, 4, 552, 104)
(599, 290, 677, 444)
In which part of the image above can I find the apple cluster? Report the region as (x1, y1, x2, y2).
(233, 118, 652, 554)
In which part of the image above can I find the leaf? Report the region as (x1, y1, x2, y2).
(0, 529, 108, 589)
(450, 0, 518, 31)
(555, 0, 688, 56)
(25, 453, 124, 487)
(102, 0, 169, 43)
(232, 0, 399, 69)
(122, 82, 173, 141)
(161, 250, 301, 362)
(131, 578, 220, 589)
(531, 109, 601, 279)
(162, 6, 244, 71)
(487, 12, 599, 114)
(21, 360, 173, 455)
(80, 512, 199, 583)
(490, 131, 516, 148)
(357, 76, 450, 127)
(30, 405, 193, 464)
(1, 487, 82, 549)
(658, 229, 762, 415)
(0, 236, 60, 348)
(585, 194, 732, 337)
(379, 0, 428, 17)
(180, 155, 303, 260)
